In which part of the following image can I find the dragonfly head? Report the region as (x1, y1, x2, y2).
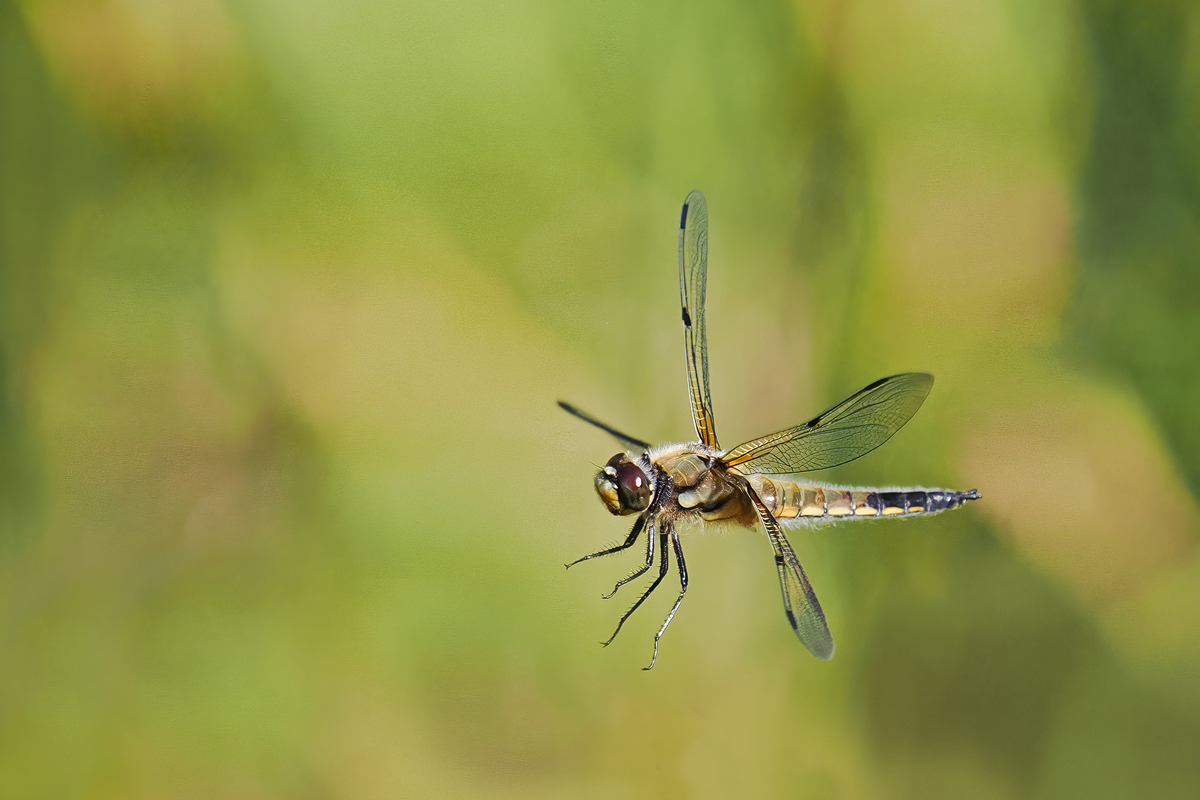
(595, 453, 651, 515)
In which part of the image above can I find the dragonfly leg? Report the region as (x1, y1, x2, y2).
(643, 530, 688, 670)
(565, 515, 646, 569)
(601, 531, 669, 647)
(602, 520, 657, 599)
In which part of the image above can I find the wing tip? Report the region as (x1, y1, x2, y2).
(785, 609, 836, 660)
(803, 628, 835, 660)
(803, 631, 836, 661)
(681, 190, 706, 228)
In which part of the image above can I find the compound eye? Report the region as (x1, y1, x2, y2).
(616, 462, 646, 493)
(615, 462, 651, 512)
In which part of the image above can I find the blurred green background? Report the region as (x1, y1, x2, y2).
(2, 0, 1199, 797)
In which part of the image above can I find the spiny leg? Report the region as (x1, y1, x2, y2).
(602, 519, 656, 599)
(601, 531, 669, 647)
(644, 529, 689, 671)
(565, 515, 646, 569)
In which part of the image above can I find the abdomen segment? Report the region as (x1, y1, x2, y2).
(745, 475, 980, 520)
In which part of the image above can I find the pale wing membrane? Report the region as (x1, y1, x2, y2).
(679, 191, 719, 448)
(746, 486, 834, 660)
(722, 373, 933, 475)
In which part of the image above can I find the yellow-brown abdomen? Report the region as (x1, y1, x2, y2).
(745, 476, 979, 520)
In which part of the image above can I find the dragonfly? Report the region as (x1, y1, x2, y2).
(559, 190, 980, 669)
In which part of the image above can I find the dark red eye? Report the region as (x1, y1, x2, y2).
(616, 462, 651, 511)
(598, 453, 651, 514)
(617, 463, 646, 493)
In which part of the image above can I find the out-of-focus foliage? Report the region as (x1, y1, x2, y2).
(1072, 0, 1200, 498)
(1, 0, 1198, 798)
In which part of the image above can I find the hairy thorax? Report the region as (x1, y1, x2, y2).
(649, 442, 757, 527)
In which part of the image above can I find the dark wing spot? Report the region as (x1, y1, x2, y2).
(682, 307, 692, 327)
(680, 203, 689, 229)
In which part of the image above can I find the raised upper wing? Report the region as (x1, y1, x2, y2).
(722, 373, 933, 475)
(679, 191, 719, 449)
(557, 401, 651, 452)
(746, 485, 834, 659)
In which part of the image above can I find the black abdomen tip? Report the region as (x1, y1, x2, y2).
(945, 488, 982, 508)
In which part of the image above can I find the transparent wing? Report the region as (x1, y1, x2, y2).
(679, 191, 719, 448)
(722, 373, 933, 475)
(746, 486, 834, 660)
(557, 401, 650, 451)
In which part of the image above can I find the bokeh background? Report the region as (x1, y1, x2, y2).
(3, 0, 1199, 797)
